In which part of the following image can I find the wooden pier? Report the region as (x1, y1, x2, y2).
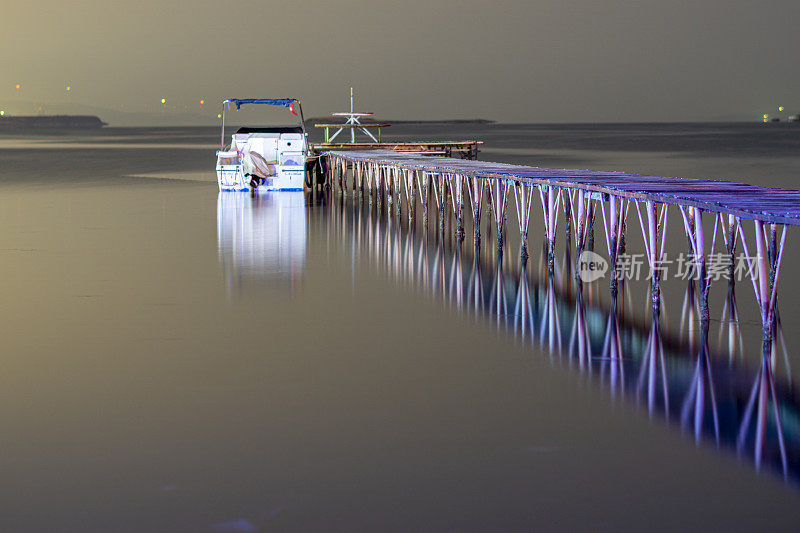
(311, 141, 482, 160)
(323, 149, 800, 345)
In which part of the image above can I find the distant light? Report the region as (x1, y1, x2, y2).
(763, 114, 769, 119)
(779, 106, 785, 112)
(217, 113, 222, 118)
(200, 100, 204, 105)
(161, 98, 166, 104)
(65, 86, 71, 92)
(15, 84, 20, 89)
(0, 111, 4, 116)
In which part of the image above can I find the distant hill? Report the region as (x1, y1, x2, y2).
(0, 115, 107, 129)
(0, 101, 216, 127)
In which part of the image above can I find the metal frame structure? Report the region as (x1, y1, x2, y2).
(322, 88, 380, 143)
(218, 98, 306, 151)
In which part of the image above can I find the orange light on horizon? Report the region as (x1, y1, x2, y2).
(15, 84, 20, 89)
(65, 86, 71, 92)
(161, 98, 166, 104)
(200, 100, 205, 105)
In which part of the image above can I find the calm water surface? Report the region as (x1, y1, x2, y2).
(1, 123, 800, 531)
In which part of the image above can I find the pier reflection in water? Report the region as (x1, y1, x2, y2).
(216, 191, 306, 295)
(327, 191, 799, 486)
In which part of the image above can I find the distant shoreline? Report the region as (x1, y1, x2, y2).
(0, 115, 107, 129)
(305, 117, 495, 125)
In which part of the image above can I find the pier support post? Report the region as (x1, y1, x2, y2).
(418, 171, 429, 229)
(564, 192, 572, 249)
(322, 155, 330, 191)
(678, 206, 715, 322)
(569, 190, 593, 280)
(448, 174, 465, 242)
(376, 165, 384, 211)
(694, 208, 709, 322)
(488, 178, 509, 255)
(338, 158, 345, 191)
(600, 195, 626, 297)
(404, 169, 416, 223)
(538, 185, 562, 270)
(384, 165, 391, 213)
(392, 166, 402, 217)
(634, 200, 669, 314)
(433, 173, 446, 236)
(720, 213, 738, 282)
(513, 182, 533, 261)
(361, 162, 368, 198)
(737, 218, 787, 354)
(466, 176, 484, 248)
(769, 223, 778, 289)
(367, 163, 374, 205)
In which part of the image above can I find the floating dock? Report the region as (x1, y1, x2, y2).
(309, 88, 483, 160)
(323, 149, 800, 345)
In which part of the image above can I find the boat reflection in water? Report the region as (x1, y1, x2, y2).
(328, 194, 800, 487)
(216, 191, 306, 295)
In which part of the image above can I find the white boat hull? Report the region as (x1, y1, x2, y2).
(216, 130, 306, 191)
(216, 164, 305, 191)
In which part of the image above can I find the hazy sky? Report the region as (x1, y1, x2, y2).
(2, 0, 798, 123)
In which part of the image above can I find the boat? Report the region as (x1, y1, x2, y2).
(216, 98, 308, 191)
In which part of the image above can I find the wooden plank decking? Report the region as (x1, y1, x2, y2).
(313, 142, 482, 160)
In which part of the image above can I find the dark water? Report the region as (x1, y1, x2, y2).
(1, 123, 800, 531)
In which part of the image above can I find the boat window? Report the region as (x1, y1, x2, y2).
(218, 155, 239, 166)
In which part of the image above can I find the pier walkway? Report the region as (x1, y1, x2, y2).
(326, 150, 800, 224)
(324, 150, 800, 340)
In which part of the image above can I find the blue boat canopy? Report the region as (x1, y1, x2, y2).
(225, 98, 297, 110)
